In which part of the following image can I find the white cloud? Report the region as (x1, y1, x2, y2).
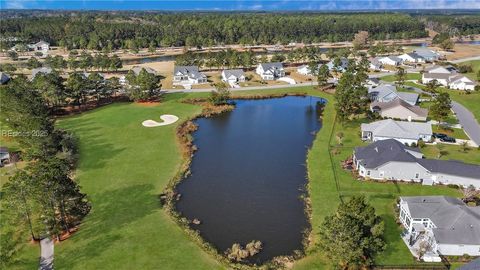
(5, 0, 26, 9)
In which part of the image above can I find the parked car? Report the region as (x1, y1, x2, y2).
(433, 133, 447, 139)
(440, 136, 456, 143)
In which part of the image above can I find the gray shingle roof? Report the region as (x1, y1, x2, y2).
(31, 67, 53, 79)
(174, 66, 206, 79)
(223, 69, 245, 79)
(371, 98, 428, 118)
(401, 196, 480, 245)
(132, 66, 156, 75)
(354, 139, 421, 169)
(417, 159, 480, 179)
(0, 72, 10, 84)
(259, 62, 284, 71)
(361, 119, 432, 140)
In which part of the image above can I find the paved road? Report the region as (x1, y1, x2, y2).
(451, 101, 480, 147)
(450, 55, 480, 64)
(39, 238, 54, 270)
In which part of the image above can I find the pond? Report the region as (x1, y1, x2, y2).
(175, 96, 325, 264)
(456, 40, 480, 45)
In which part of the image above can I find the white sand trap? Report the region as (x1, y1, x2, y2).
(142, 114, 179, 127)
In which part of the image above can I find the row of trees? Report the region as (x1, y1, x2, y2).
(21, 52, 123, 72)
(0, 77, 91, 265)
(0, 13, 428, 50)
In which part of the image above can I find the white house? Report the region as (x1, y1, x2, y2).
(31, 67, 53, 80)
(413, 48, 442, 62)
(326, 57, 349, 72)
(422, 73, 476, 91)
(361, 119, 432, 145)
(256, 62, 285, 80)
(368, 84, 419, 105)
(399, 196, 480, 260)
(120, 66, 157, 85)
(222, 69, 245, 84)
(173, 66, 207, 85)
(424, 65, 457, 74)
(353, 139, 480, 188)
(378, 56, 403, 66)
(369, 58, 383, 71)
(297, 65, 313, 76)
(28, 41, 50, 52)
(398, 53, 425, 63)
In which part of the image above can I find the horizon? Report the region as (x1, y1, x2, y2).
(1, 0, 480, 11)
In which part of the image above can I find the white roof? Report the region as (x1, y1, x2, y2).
(361, 119, 432, 140)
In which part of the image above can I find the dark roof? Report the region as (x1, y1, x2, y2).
(371, 98, 428, 118)
(417, 159, 480, 179)
(354, 139, 420, 169)
(401, 196, 480, 245)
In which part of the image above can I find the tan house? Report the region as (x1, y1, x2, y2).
(371, 98, 428, 122)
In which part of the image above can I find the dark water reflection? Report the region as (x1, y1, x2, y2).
(175, 96, 325, 264)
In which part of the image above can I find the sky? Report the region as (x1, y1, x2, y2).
(1, 0, 479, 11)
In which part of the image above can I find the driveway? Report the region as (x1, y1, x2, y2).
(450, 55, 480, 63)
(451, 101, 480, 147)
(39, 238, 54, 270)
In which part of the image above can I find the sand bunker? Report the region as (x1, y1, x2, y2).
(142, 114, 179, 127)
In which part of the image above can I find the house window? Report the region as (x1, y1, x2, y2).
(367, 171, 371, 176)
(415, 173, 419, 178)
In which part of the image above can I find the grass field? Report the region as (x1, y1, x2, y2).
(381, 73, 421, 83)
(458, 60, 480, 81)
(4, 86, 471, 269)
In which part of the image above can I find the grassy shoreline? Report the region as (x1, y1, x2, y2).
(4, 86, 468, 269)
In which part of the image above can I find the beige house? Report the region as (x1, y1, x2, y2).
(371, 98, 428, 122)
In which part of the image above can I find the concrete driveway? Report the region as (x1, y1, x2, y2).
(451, 101, 480, 147)
(39, 238, 54, 270)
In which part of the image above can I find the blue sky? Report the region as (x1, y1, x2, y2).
(1, 0, 479, 10)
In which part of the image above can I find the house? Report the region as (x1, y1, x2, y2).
(365, 77, 380, 87)
(399, 196, 480, 260)
(368, 84, 419, 105)
(326, 57, 349, 72)
(222, 69, 245, 84)
(448, 75, 476, 91)
(256, 62, 285, 80)
(371, 98, 428, 121)
(0, 147, 10, 166)
(31, 67, 53, 80)
(424, 65, 457, 74)
(413, 48, 441, 62)
(297, 65, 314, 76)
(369, 58, 383, 71)
(422, 73, 476, 91)
(119, 66, 157, 85)
(398, 53, 425, 63)
(361, 119, 432, 145)
(28, 41, 50, 52)
(173, 66, 207, 85)
(353, 139, 480, 188)
(378, 56, 403, 66)
(0, 72, 10, 84)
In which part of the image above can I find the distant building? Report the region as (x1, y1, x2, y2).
(326, 57, 349, 72)
(422, 68, 476, 91)
(361, 119, 432, 145)
(413, 48, 441, 62)
(369, 58, 383, 71)
(378, 56, 403, 66)
(297, 65, 313, 76)
(0, 72, 11, 85)
(222, 69, 245, 84)
(365, 77, 380, 87)
(256, 62, 285, 80)
(0, 147, 10, 166)
(371, 98, 428, 122)
(173, 66, 207, 85)
(398, 52, 425, 63)
(399, 196, 480, 260)
(28, 40, 50, 52)
(31, 67, 53, 80)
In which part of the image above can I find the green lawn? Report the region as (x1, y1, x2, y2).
(432, 125, 469, 140)
(458, 60, 480, 81)
(4, 86, 469, 269)
(381, 73, 421, 83)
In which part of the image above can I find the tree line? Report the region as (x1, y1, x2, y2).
(0, 13, 427, 50)
(0, 77, 91, 266)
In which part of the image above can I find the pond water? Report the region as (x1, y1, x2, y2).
(175, 96, 325, 264)
(456, 40, 480, 45)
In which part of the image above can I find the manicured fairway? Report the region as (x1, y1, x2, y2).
(5, 87, 469, 269)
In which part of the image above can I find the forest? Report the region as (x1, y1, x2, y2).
(421, 15, 480, 36)
(0, 12, 428, 49)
